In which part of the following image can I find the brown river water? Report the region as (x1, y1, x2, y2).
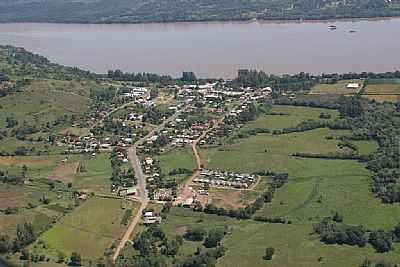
(0, 19, 399, 78)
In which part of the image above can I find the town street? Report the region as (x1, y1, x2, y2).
(112, 107, 185, 262)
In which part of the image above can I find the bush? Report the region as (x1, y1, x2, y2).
(263, 247, 275, 260)
(184, 227, 206, 241)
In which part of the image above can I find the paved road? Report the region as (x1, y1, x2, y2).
(112, 107, 184, 262)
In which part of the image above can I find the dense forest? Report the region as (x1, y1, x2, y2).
(0, 0, 399, 24)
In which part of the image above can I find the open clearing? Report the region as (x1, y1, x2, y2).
(37, 197, 132, 259)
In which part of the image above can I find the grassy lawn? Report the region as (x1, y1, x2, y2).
(36, 197, 131, 260)
(240, 105, 338, 131)
(73, 153, 112, 194)
(310, 80, 363, 95)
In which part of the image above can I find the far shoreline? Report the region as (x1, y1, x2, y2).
(0, 15, 400, 26)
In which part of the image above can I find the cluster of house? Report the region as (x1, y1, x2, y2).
(117, 187, 137, 198)
(153, 188, 173, 201)
(193, 169, 258, 189)
(143, 211, 162, 224)
(121, 86, 148, 98)
(60, 133, 143, 154)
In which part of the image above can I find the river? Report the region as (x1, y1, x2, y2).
(0, 19, 399, 78)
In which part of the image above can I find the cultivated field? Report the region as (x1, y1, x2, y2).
(36, 197, 134, 260)
(362, 79, 400, 102)
(310, 80, 363, 95)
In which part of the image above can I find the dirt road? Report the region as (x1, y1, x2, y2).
(112, 107, 184, 262)
(112, 199, 148, 262)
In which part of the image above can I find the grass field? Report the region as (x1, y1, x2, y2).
(202, 127, 351, 173)
(0, 137, 65, 155)
(351, 140, 378, 155)
(156, 147, 196, 175)
(240, 105, 338, 131)
(36, 197, 134, 260)
(0, 181, 71, 237)
(160, 208, 400, 267)
(0, 79, 92, 130)
(310, 80, 363, 95)
(73, 153, 112, 194)
(218, 222, 400, 267)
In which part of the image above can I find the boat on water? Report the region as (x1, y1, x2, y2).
(349, 30, 357, 33)
(328, 25, 337, 30)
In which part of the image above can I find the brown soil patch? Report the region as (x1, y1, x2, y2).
(210, 189, 244, 210)
(48, 161, 80, 183)
(175, 226, 187, 236)
(0, 185, 25, 209)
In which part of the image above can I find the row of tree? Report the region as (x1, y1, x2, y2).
(314, 216, 400, 253)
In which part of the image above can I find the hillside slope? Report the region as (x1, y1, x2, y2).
(0, 0, 399, 24)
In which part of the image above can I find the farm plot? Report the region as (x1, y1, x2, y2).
(73, 153, 112, 194)
(362, 79, 400, 102)
(310, 79, 363, 95)
(37, 197, 130, 260)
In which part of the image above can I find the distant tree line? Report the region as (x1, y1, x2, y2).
(107, 70, 174, 85)
(230, 69, 400, 91)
